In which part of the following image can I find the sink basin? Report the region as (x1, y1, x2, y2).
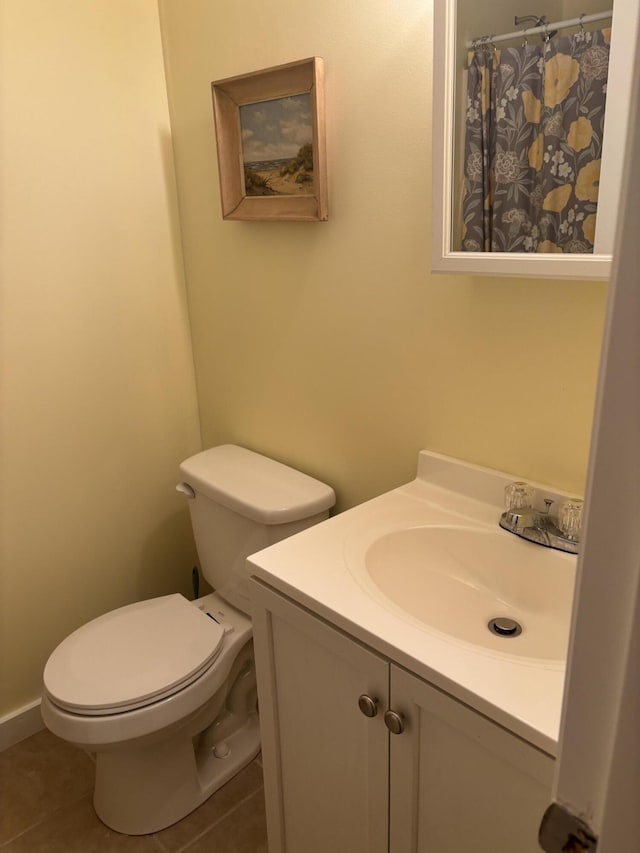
(355, 525, 576, 661)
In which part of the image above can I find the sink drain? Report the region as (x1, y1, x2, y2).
(488, 617, 522, 638)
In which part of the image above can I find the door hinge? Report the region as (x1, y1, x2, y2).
(539, 802, 598, 852)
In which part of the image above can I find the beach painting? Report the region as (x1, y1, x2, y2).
(212, 57, 327, 220)
(240, 94, 315, 196)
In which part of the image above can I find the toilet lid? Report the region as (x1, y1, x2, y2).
(44, 594, 225, 715)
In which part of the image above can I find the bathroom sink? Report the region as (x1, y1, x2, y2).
(356, 525, 575, 661)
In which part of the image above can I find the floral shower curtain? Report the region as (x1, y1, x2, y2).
(461, 27, 610, 253)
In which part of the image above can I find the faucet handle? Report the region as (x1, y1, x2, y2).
(559, 499, 584, 541)
(505, 481, 536, 512)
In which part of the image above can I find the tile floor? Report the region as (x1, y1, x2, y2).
(0, 730, 268, 852)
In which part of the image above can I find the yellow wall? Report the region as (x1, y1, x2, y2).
(158, 0, 607, 511)
(0, 0, 609, 720)
(0, 1, 201, 716)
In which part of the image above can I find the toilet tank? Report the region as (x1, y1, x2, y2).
(178, 445, 335, 614)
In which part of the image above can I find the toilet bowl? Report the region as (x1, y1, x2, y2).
(42, 592, 256, 834)
(41, 446, 335, 835)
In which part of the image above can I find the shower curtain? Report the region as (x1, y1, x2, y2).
(461, 27, 610, 253)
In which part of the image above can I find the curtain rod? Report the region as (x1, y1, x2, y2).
(466, 10, 613, 48)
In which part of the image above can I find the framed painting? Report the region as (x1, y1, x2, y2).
(211, 57, 327, 222)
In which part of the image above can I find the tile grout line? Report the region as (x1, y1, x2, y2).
(0, 791, 93, 850)
(152, 835, 170, 852)
(156, 785, 265, 853)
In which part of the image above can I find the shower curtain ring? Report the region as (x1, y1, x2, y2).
(579, 13, 586, 33)
(521, 27, 529, 47)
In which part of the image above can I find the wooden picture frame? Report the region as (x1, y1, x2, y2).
(211, 57, 327, 222)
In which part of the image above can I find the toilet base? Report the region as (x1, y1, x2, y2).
(94, 712, 261, 835)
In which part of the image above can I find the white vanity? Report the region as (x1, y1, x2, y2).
(248, 451, 578, 852)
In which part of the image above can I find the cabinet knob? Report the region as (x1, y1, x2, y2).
(384, 709, 405, 735)
(357, 694, 379, 718)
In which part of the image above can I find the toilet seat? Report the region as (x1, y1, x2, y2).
(44, 594, 225, 716)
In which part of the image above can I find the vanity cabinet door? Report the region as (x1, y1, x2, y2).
(389, 665, 554, 853)
(252, 581, 389, 853)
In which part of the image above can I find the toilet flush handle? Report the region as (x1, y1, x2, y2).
(176, 482, 196, 499)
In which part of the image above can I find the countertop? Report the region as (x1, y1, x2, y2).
(247, 451, 577, 757)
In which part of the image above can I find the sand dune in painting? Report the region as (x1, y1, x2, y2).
(244, 143, 314, 196)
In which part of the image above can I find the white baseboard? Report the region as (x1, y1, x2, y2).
(0, 699, 44, 752)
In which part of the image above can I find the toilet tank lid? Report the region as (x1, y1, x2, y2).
(179, 445, 335, 524)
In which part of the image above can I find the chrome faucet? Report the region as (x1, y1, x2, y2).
(499, 481, 583, 554)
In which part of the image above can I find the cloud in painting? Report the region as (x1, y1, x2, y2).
(280, 96, 310, 117)
(240, 93, 312, 164)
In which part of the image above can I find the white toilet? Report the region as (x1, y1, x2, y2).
(41, 445, 335, 835)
